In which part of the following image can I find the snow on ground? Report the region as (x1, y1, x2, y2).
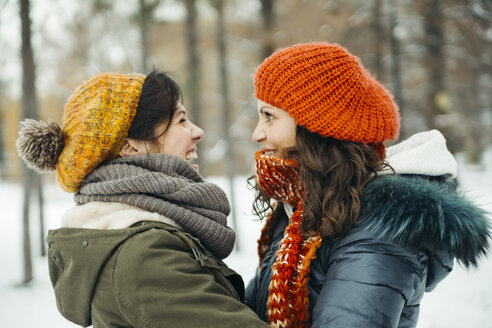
(0, 152, 491, 328)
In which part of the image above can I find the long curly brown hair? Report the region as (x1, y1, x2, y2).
(250, 125, 393, 239)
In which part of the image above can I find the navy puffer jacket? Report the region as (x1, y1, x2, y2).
(245, 175, 490, 327)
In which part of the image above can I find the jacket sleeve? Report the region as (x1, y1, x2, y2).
(112, 229, 269, 328)
(311, 228, 426, 328)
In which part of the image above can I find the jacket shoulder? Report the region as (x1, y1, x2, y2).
(111, 225, 269, 328)
(358, 175, 490, 267)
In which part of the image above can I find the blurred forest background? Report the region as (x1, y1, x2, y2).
(0, 0, 491, 283)
(1, 0, 491, 179)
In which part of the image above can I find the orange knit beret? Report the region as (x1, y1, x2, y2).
(254, 42, 400, 145)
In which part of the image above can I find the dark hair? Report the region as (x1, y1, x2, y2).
(127, 71, 182, 141)
(251, 125, 393, 239)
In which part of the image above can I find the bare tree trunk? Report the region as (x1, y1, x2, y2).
(21, 169, 33, 283)
(37, 176, 46, 256)
(464, 64, 484, 163)
(420, 0, 457, 152)
(0, 81, 4, 176)
(423, 0, 445, 130)
(373, 0, 383, 80)
(20, 0, 38, 284)
(388, 0, 405, 140)
(260, 0, 274, 60)
(138, 0, 159, 73)
(212, 0, 239, 250)
(185, 0, 203, 170)
(451, 9, 490, 161)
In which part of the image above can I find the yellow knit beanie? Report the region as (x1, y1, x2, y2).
(17, 73, 145, 192)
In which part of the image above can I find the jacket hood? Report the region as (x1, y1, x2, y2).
(383, 129, 457, 178)
(359, 175, 490, 268)
(48, 219, 164, 326)
(62, 201, 181, 229)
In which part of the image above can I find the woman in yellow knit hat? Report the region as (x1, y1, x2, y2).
(245, 42, 490, 327)
(17, 71, 269, 328)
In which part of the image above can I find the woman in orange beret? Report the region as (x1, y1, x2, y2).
(245, 42, 490, 328)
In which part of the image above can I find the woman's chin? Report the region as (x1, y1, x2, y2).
(190, 163, 199, 172)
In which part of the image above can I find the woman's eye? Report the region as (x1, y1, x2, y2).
(265, 112, 274, 122)
(179, 117, 187, 123)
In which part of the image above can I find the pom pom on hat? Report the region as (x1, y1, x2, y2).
(254, 42, 400, 149)
(16, 73, 145, 193)
(16, 119, 65, 172)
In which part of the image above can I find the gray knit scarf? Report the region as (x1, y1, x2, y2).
(74, 154, 235, 259)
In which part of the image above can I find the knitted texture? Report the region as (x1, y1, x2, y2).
(382, 129, 458, 178)
(255, 150, 322, 328)
(75, 153, 235, 259)
(254, 42, 400, 146)
(57, 73, 145, 192)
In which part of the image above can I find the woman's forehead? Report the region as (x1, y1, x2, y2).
(257, 100, 279, 112)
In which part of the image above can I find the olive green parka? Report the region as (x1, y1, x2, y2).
(48, 220, 269, 328)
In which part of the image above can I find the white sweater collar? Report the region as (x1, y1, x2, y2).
(382, 129, 457, 178)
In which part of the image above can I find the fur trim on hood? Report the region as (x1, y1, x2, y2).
(359, 175, 490, 268)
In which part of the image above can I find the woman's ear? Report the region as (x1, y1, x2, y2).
(120, 138, 147, 157)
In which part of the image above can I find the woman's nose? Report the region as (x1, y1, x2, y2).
(192, 123, 205, 142)
(252, 122, 265, 143)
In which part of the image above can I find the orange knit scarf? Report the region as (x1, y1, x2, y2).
(255, 150, 322, 328)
